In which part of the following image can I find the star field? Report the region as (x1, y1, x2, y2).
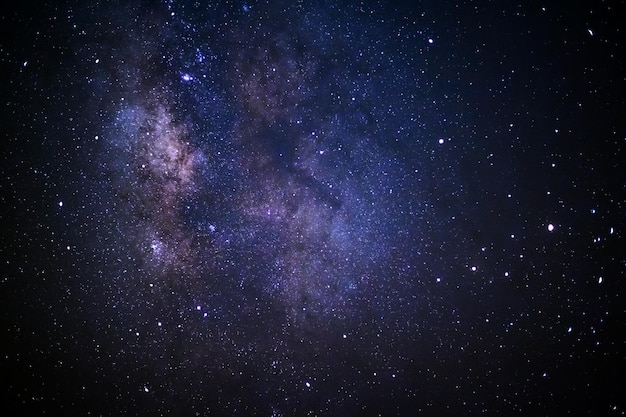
(1, 1, 624, 415)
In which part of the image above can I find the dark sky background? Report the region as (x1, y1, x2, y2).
(1, 1, 624, 415)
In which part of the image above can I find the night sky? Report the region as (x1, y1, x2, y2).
(1, 1, 624, 415)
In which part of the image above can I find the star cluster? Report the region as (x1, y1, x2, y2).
(1, 1, 624, 415)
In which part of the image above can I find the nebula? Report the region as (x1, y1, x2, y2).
(3, 1, 622, 415)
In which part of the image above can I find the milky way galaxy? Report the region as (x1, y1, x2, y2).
(2, 1, 624, 416)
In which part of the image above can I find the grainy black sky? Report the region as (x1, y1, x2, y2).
(1, 1, 624, 415)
